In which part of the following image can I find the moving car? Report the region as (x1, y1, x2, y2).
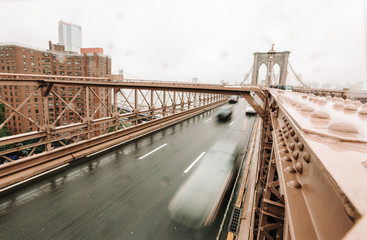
(216, 105, 233, 121)
(168, 140, 242, 229)
(229, 95, 239, 104)
(245, 106, 256, 115)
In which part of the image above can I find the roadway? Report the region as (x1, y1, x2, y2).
(0, 99, 256, 240)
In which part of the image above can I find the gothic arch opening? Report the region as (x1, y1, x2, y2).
(272, 63, 280, 85)
(258, 63, 267, 85)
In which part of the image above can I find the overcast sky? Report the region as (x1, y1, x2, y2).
(0, 0, 366, 87)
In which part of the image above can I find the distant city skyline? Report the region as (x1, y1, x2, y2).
(0, 0, 365, 88)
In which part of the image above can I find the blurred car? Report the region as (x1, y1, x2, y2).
(168, 140, 241, 229)
(245, 106, 256, 115)
(216, 105, 233, 121)
(229, 95, 239, 104)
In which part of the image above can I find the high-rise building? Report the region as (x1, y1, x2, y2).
(58, 21, 82, 53)
(0, 42, 112, 135)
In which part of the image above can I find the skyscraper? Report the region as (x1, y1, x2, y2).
(58, 20, 82, 53)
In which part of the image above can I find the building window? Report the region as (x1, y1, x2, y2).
(23, 54, 26, 58)
(24, 67, 27, 71)
(24, 61, 27, 65)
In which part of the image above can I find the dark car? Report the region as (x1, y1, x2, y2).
(216, 105, 233, 121)
(229, 95, 239, 104)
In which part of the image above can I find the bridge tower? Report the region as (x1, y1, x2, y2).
(251, 45, 290, 86)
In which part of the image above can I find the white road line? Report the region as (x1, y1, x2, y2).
(0, 163, 70, 193)
(138, 143, 167, 159)
(204, 117, 212, 123)
(184, 152, 206, 174)
(229, 121, 235, 126)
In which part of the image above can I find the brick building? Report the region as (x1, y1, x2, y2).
(0, 42, 112, 135)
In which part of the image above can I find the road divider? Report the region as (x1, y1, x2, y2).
(184, 152, 206, 174)
(138, 143, 167, 160)
(204, 117, 213, 123)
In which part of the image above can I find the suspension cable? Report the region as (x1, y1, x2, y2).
(288, 61, 307, 87)
(240, 65, 253, 85)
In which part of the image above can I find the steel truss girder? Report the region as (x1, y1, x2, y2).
(259, 92, 359, 240)
(0, 99, 226, 188)
(0, 80, 227, 184)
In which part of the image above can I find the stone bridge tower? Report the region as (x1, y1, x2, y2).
(251, 46, 290, 86)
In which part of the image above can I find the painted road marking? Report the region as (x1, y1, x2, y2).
(0, 163, 70, 193)
(138, 143, 167, 159)
(184, 152, 206, 174)
(204, 117, 212, 123)
(229, 121, 235, 126)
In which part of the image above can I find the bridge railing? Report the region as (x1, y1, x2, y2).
(0, 76, 228, 187)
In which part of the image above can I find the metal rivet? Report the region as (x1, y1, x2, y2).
(297, 142, 304, 151)
(289, 143, 295, 151)
(290, 129, 295, 136)
(280, 148, 289, 154)
(295, 162, 303, 173)
(292, 151, 299, 160)
(303, 152, 310, 163)
(285, 166, 296, 173)
(287, 180, 302, 189)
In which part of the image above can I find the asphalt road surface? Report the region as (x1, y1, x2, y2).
(0, 99, 256, 240)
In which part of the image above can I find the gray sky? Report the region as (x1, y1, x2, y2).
(0, 0, 366, 87)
